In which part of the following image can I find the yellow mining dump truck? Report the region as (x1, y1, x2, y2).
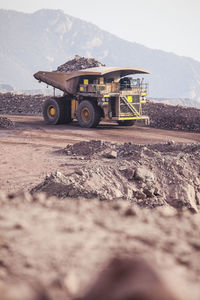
(34, 67, 150, 128)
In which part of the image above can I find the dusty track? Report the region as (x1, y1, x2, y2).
(1, 115, 200, 193)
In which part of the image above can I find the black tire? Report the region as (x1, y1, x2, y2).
(43, 96, 71, 125)
(117, 120, 136, 126)
(77, 100, 101, 128)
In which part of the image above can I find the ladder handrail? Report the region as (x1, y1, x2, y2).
(121, 96, 140, 116)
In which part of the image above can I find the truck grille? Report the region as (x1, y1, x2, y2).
(120, 96, 140, 116)
(120, 104, 133, 114)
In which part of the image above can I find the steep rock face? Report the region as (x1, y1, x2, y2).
(1, 9, 200, 103)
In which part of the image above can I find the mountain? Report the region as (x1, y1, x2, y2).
(0, 8, 200, 103)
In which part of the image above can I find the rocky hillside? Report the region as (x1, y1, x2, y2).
(1, 9, 200, 104)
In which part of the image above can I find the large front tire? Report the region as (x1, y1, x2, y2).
(77, 100, 101, 128)
(117, 120, 136, 126)
(43, 97, 71, 125)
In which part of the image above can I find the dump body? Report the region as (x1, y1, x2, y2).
(34, 67, 149, 95)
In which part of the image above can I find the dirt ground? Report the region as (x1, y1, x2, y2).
(1, 115, 200, 300)
(1, 115, 200, 193)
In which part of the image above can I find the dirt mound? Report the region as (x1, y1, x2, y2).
(64, 140, 115, 156)
(31, 141, 200, 213)
(144, 102, 200, 131)
(0, 116, 15, 128)
(0, 192, 200, 300)
(56, 55, 105, 73)
(0, 93, 50, 116)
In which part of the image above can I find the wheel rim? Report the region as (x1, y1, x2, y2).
(81, 107, 90, 123)
(48, 106, 56, 118)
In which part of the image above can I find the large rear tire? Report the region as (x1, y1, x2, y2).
(43, 97, 71, 125)
(117, 120, 136, 126)
(77, 100, 101, 128)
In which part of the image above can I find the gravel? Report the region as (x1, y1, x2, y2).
(0, 116, 15, 128)
(0, 93, 49, 116)
(143, 101, 200, 131)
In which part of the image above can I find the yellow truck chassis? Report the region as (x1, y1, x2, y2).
(34, 67, 150, 128)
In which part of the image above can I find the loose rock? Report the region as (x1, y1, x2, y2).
(0, 117, 15, 128)
(55, 55, 105, 73)
(31, 140, 200, 212)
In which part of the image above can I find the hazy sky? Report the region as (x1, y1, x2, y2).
(1, 0, 200, 62)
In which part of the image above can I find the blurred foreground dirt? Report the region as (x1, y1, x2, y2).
(0, 192, 200, 300)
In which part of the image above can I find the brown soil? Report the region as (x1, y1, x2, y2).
(0, 115, 200, 300)
(0, 193, 200, 300)
(1, 115, 200, 194)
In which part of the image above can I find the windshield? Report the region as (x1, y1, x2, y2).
(130, 78, 141, 88)
(120, 77, 141, 90)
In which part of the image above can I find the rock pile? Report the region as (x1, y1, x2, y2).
(64, 140, 114, 156)
(31, 141, 200, 213)
(0, 93, 50, 116)
(143, 102, 200, 131)
(56, 55, 105, 72)
(63, 139, 200, 159)
(0, 116, 15, 128)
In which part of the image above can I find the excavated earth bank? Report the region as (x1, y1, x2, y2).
(143, 102, 200, 131)
(31, 140, 200, 213)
